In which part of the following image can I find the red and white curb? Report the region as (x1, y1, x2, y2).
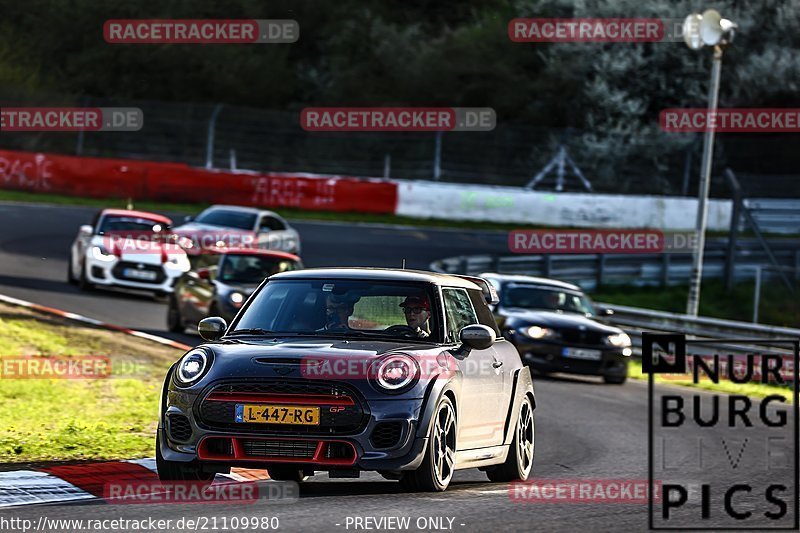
(0, 294, 231, 508)
(0, 293, 191, 351)
(0, 460, 270, 508)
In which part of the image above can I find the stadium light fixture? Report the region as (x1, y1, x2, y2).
(683, 9, 737, 317)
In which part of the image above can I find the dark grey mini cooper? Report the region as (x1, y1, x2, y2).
(157, 268, 535, 492)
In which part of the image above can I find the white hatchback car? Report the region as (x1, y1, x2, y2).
(174, 205, 301, 256)
(68, 209, 191, 295)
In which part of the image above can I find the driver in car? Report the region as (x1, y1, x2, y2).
(398, 296, 431, 338)
(321, 293, 358, 330)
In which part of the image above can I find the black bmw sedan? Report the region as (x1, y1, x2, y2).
(481, 273, 631, 384)
(157, 268, 536, 492)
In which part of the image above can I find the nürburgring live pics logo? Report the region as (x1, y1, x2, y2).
(644, 333, 798, 530)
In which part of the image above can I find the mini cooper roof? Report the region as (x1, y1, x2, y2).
(270, 267, 484, 290)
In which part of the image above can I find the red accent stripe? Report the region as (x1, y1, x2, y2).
(197, 436, 357, 466)
(205, 393, 354, 406)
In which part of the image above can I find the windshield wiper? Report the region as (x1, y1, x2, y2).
(226, 328, 276, 336)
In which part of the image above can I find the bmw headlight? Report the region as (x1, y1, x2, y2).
(91, 245, 115, 262)
(604, 332, 632, 348)
(522, 326, 558, 340)
(371, 354, 419, 394)
(175, 349, 211, 386)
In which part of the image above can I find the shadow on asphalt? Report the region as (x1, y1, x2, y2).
(297, 479, 492, 498)
(0, 273, 165, 304)
(532, 372, 609, 386)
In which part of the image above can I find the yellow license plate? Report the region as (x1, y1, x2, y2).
(235, 404, 320, 425)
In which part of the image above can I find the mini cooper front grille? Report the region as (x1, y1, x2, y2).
(369, 422, 404, 449)
(242, 439, 317, 459)
(197, 380, 368, 435)
(167, 414, 192, 442)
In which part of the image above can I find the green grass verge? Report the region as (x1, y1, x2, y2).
(628, 359, 793, 403)
(0, 303, 183, 463)
(593, 279, 800, 328)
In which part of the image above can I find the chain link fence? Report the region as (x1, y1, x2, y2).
(1, 89, 797, 196)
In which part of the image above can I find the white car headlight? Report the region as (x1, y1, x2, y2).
(230, 292, 245, 307)
(175, 349, 210, 385)
(523, 326, 558, 340)
(164, 254, 190, 271)
(604, 332, 632, 348)
(372, 354, 419, 393)
(91, 245, 115, 262)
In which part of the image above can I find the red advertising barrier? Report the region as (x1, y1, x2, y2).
(0, 150, 398, 214)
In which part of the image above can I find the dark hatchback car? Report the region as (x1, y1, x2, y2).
(481, 273, 631, 384)
(167, 249, 303, 332)
(157, 269, 535, 492)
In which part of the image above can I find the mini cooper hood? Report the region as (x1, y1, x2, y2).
(501, 308, 622, 333)
(205, 338, 435, 360)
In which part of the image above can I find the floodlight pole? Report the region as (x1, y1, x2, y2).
(686, 45, 723, 316)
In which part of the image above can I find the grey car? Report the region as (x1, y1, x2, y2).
(157, 268, 536, 492)
(167, 249, 303, 332)
(175, 204, 301, 255)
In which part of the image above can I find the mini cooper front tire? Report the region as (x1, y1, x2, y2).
(486, 394, 534, 482)
(400, 395, 457, 492)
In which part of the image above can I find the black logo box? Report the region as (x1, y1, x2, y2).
(644, 333, 799, 531)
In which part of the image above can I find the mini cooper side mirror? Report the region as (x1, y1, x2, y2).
(198, 316, 227, 341)
(455, 324, 496, 356)
(79, 224, 93, 235)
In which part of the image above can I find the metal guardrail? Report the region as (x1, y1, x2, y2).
(596, 302, 800, 358)
(431, 240, 800, 291)
(430, 254, 800, 357)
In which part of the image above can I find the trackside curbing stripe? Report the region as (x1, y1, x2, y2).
(0, 293, 192, 351)
(0, 294, 269, 507)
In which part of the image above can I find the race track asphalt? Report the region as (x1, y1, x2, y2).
(0, 201, 794, 532)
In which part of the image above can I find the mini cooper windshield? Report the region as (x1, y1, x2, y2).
(231, 280, 441, 342)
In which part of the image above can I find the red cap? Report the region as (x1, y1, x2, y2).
(400, 296, 430, 311)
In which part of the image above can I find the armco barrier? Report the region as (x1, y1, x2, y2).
(0, 150, 398, 214)
(0, 149, 739, 230)
(396, 181, 733, 231)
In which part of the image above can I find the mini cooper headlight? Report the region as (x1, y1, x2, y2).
(523, 326, 558, 340)
(230, 292, 245, 306)
(372, 354, 419, 393)
(175, 349, 210, 386)
(604, 332, 632, 348)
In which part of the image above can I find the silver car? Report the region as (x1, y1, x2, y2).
(174, 205, 301, 256)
